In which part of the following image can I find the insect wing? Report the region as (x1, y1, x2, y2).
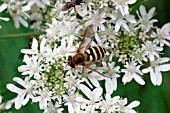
(77, 26, 94, 53)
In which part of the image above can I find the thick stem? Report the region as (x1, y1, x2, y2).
(0, 32, 45, 39)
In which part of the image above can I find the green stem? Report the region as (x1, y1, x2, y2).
(0, 31, 45, 39)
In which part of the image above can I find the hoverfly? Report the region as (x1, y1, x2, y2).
(27, 36, 34, 49)
(62, 0, 83, 11)
(67, 26, 107, 76)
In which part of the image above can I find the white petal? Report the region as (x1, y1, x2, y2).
(6, 84, 23, 94)
(105, 79, 113, 94)
(150, 69, 156, 85)
(15, 94, 25, 109)
(148, 7, 156, 19)
(5, 98, 15, 109)
(127, 0, 136, 4)
(115, 19, 122, 32)
(40, 38, 46, 53)
(105, 93, 112, 102)
(23, 95, 30, 105)
(133, 74, 145, 85)
(85, 19, 93, 27)
(126, 16, 136, 23)
(76, 4, 88, 17)
(122, 22, 130, 32)
(99, 23, 105, 31)
(142, 67, 152, 73)
(0, 3, 7, 12)
(164, 40, 170, 47)
(67, 35, 74, 48)
(22, 5, 31, 11)
(23, 54, 31, 64)
(158, 57, 170, 64)
(161, 23, 170, 34)
(92, 87, 103, 100)
(21, 49, 37, 54)
(18, 65, 30, 72)
(139, 5, 146, 17)
(127, 101, 140, 108)
(36, 1, 45, 8)
(88, 76, 100, 87)
(155, 70, 162, 86)
(19, 17, 28, 27)
(13, 77, 26, 87)
(74, 25, 83, 34)
(122, 73, 132, 84)
(76, 97, 88, 103)
(32, 38, 38, 50)
(79, 84, 91, 98)
(112, 77, 117, 91)
(68, 103, 75, 113)
(158, 64, 170, 72)
(0, 17, 9, 21)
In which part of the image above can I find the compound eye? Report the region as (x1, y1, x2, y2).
(70, 62, 75, 68)
(67, 61, 70, 65)
(68, 56, 72, 61)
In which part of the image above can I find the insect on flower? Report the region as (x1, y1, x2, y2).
(62, 0, 84, 11)
(27, 36, 35, 49)
(67, 26, 107, 77)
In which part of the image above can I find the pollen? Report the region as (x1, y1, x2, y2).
(150, 60, 157, 67)
(82, 71, 88, 77)
(146, 46, 153, 52)
(41, 91, 47, 98)
(120, 105, 125, 110)
(31, 66, 38, 72)
(157, 34, 164, 39)
(68, 78, 75, 86)
(26, 87, 31, 93)
(50, 53, 55, 59)
(51, 107, 57, 113)
(70, 95, 76, 102)
(129, 65, 135, 73)
(95, 15, 100, 21)
(106, 103, 111, 109)
(61, 49, 67, 55)
(90, 99, 95, 105)
(117, 0, 125, 4)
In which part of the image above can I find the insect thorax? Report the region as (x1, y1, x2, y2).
(73, 53, 85, 65)
(75, 0, 83, 4)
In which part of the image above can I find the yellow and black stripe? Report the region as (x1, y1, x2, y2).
(84, 46, 106, 61)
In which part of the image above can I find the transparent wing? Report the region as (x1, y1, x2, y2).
(77, 25, 94, 53)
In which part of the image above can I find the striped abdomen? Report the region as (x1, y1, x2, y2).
(84, 46, 106, 61)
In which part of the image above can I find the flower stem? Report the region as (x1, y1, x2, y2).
(0, 32, 45, 39)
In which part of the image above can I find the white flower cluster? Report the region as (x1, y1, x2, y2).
(1, 0, 170, 113)
(0, 0, 50, 29)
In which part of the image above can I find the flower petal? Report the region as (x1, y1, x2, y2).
(15, 94, 25, 109)
(105, 78, 114, 94)
(127, 101, 140, 108)
(150, 69, 156, 85)
(133, 74, 145, 85)
(6, 84, 23, 94)
(155, 70, 162, 86)
(158, 64, 170, 72)
(79, 84, 91, 98)
(92, 87, 103, 100)
(13, 77, 26, 87)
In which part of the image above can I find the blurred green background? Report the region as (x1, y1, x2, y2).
(0, 0, 170, 113)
